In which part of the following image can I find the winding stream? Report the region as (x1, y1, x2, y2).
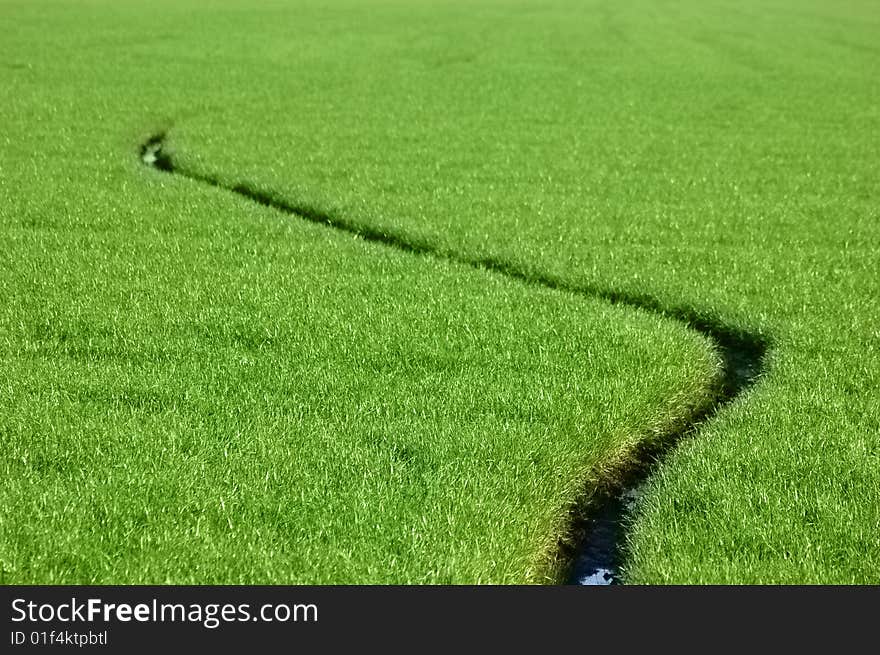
(140, 132, 768, 584)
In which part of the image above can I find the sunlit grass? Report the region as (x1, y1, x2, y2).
(1, 0, 878, 583)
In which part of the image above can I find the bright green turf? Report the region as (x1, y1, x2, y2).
(0, 0, 720, 584)
(2, 0, 879, 583)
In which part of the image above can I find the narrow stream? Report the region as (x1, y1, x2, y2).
(141, 133, 768, 585)
(569, 484, 644, 585)
(567, 351, 764, 585)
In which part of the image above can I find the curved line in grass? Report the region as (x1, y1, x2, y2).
(139, 131, 769, 584)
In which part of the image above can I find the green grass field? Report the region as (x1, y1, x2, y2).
(2, 0, 878, 584)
